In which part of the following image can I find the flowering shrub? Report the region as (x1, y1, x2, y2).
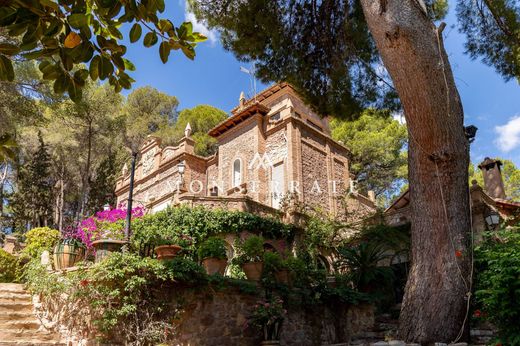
(0, 249, 18, 283)
(75, 206, 145, 248)
(248, 297, 286, 341)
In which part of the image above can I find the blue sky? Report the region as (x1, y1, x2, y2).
(120, 2, 520, 167)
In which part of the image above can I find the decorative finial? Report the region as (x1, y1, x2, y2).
(184, 123, 192, 138)
(122, 163, 128, 176)
(239, 91, 246, 106)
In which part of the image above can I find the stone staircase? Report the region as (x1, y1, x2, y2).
(0, 283, 64, 346)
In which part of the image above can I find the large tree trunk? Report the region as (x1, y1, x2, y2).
(359, 1, 471, 343)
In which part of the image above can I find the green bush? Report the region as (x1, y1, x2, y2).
(197, 237, 227, 260)
(22, 227, 60, 259)
(0, 249, 18, 283)
(233, 235, 265, 265)
(131, 206, 294, 251)
(475, 229, 520, 345)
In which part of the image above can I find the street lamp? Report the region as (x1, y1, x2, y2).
(484, 209, 500, 230)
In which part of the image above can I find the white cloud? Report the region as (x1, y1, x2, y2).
(184, 11, 218, 46)
(495, 115, 520, 152)
(392, 111, 406, 125)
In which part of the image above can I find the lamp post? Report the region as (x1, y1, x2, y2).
(125, 151, 138, 242)
(484, 209, 500, 230)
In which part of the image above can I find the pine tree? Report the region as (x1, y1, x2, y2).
(10, 132, 54, 232)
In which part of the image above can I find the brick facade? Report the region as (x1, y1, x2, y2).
(115, 83, 376, 217)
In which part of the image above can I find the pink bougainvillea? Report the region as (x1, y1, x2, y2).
(68, 206, 146, 249)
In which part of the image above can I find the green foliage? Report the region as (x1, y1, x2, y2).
(197, 237, 227, 260)
(457, 0, 520, 81)
(475, 228, 520, 345)
(0, 0, 206, 101)
(21, 227, 60, 259)
(233, 235, 265, 264)
(122, 86, 179, 153)
(263, 251, 286, 273)
(189, 0, 396, 118)
(248, 297, 286, 340)
(173, 105, 227, 156)
(0, 248, 18, 282)
(162, 257, 207, 285)
(131, 205, 294, 250)
(9, 133, 54, 231)
(331, 108, 407, 205)
(0, 133, 16, 163)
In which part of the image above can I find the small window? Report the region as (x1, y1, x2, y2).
(210, 186, 219, 196)
(270, 112, 281, 122)
(233, 159, 242, 187)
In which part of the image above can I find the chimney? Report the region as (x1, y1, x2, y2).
(478, 157, 506, 199)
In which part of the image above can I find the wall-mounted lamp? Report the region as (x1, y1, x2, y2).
(484, 209, 500, 230)
(177, 161, 186, 181)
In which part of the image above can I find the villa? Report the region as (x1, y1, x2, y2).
(114, 83, 376, 220)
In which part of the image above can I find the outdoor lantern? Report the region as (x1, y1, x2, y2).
(484, 209, 500, 230)
(177, 161, 186, 177)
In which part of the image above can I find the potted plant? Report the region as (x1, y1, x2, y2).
(53, 237, 86, 270)
(197, 237, 228, 275)
(249, 297, 287, 345)
(233, 235, 265, 281)
(155, 233, 193, 261)
(263, 252, 291, 285)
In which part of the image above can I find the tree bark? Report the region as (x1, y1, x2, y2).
(359, 1, 471, 343)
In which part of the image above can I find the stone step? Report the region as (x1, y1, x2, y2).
(0, 302, 33, 313)
(0, 330, 59, 341)
(0, 343, 65, 346)
(0, 312, 36, 322)
(0, 293, 33, 304)
(0, 284, 26, 294)
(0, 319, 41, 331)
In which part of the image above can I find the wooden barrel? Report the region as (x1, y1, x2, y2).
(53, 240, 86, 270)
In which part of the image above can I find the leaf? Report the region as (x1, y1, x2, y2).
(89, 55, 100, 80)
(68, 14, 89, 29)
(0, 7, 17, 26)
(0, 43, 20, 56)
(159, 41, 170, 63)
(64, 32, 82, 48)
(40, 0, 60, 11)
(143, 32, 158, 47)
(99, 55, 114, 80)
(53, 73, 69, 94)
(181, 45, 195, 60)
(157, 19, 173, 33)
(190, 32, 207, 43)
(108, 26, 123, 40)
(68, 79, 82, 102)
(129, 23, 142, 43)
(0, 55, 14, 81)
(122, 58, 135, 71)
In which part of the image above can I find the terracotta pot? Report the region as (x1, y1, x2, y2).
(274, 269, 291, 285)
(91, 239, 127, 263)
(154, 244, 182, 260)
(241, 262, 264, 281)
(202, 257, 227, 275)
(53, 240, 85, 270)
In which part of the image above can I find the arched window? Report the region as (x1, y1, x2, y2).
(233, 159, 242, 187)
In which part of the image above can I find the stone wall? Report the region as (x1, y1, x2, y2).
(36, 283, 375, 346)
